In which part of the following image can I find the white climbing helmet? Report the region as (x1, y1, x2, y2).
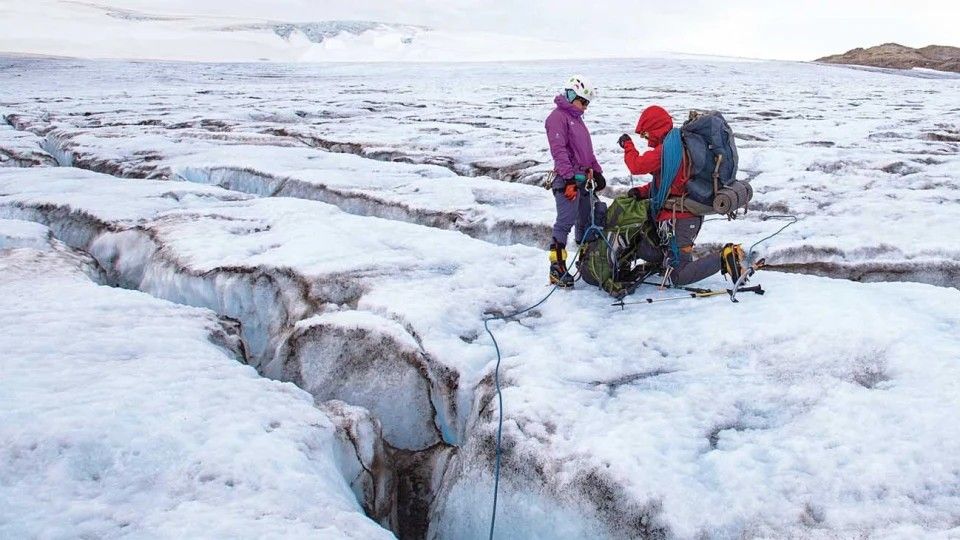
(564, 75, 596, 103)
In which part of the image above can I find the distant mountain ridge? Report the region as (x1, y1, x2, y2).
(817, 43, 960, 73)
(220, 20, 428, 45)
(0, 1, 573, 62)
(3, 1, 769, 63)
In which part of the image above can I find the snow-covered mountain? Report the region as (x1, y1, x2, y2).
(0, 0, 584, 62)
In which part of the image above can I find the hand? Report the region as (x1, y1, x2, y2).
(593, 171, 606, 191)
(563, 182, 578, 201)
(627, 187, 644, 200)
(618, 134, 632, 149)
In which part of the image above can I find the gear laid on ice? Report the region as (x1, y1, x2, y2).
(724, 213, 799, 302)
(611, 283, 765, 308)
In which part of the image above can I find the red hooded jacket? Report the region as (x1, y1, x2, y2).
(622, 105, 695, 221)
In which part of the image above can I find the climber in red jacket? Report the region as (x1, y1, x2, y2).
(618, 105, 743, 286)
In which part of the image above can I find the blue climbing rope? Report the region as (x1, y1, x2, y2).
(485, 183, 603, 540)
(668, 234, 682, 269)
(650, 128, 682, 217)
(483, 275, 562, 540)
(746, 214, 798, 260)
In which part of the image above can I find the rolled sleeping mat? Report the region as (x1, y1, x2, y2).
(713, 181, 754, 214)
(731, 180, 752, 208)
(729, 181, 752, 211)
(711, 188, 736, 214)
(663, 197, 715, 216)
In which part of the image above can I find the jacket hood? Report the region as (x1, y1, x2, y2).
(634, 105, 673, 147)
(554, 94, 584, 118)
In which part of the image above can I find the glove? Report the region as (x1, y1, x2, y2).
(618, 134, 632, 149)
(593, 171, 606, 191)
(563, 182, 578, 201)
(627, 187, 644, 200)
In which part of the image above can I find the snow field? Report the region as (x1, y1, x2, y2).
(2, 167, 960, 537)
(170, 148, 556, 247)
(433, 271, 960, 538)
(3, 57, 958, 287)
(35, 118, 960, 286)
(0, 218, 395, 539)
(4, 121, 556, 245)
(1, 55, 959, 538)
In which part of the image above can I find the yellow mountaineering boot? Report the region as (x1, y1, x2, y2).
(549, 243, 575, 288)
(720, 243, 746, 283)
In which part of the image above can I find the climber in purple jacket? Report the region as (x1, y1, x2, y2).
(544, 75, 606, 288)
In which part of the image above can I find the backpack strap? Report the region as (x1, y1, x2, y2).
(712, 154, 724, 197)
(663, 195, 716, 216)
(682, 144, 694, 179)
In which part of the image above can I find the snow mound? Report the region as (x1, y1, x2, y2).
(0, 121, 57, 167)
(0, 219, 52, 250)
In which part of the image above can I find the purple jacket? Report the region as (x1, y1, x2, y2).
(545, 94, 602, 188)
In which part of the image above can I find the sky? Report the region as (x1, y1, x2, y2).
(110, 0, 960, 60)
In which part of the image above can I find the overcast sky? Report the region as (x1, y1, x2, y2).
(115, 0, 960, 60)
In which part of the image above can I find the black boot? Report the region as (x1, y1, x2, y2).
(548, 243, 575, 288)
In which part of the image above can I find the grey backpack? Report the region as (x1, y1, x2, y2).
(674, 110, 752, 215)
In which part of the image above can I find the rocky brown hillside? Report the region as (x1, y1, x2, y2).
(817, 43, 960, 73)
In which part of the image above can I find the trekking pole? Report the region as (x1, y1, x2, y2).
(612, 284, 763, 309)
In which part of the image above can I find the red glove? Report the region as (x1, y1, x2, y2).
(563, 182, 578, 201)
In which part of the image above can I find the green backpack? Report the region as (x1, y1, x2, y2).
(579, 196, 659, 296)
